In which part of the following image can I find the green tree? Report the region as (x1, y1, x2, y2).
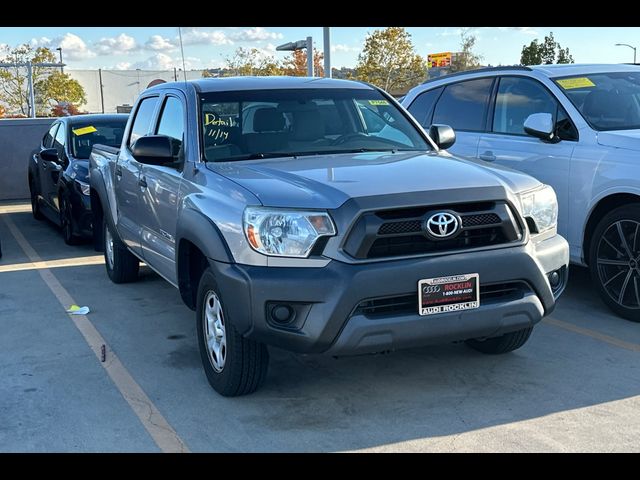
(449, 29, 483, 73)
(36, 72, 86, 116)
(223, 47, 283, 76)
(0, 44, 86, 116)
(354, 27, 426, 93)
(520, 32, 574, 65)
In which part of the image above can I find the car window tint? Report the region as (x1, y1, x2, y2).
(493, 77, 557, 135)
(433, 78, 493, 131)
(43, 123, 58, 148)
(156, 96, 185, 163)
(128, 97, 159, 148)
(407, 87, 443, 127)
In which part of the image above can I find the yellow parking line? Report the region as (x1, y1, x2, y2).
(544, 317, 640, 353)
(0, 255, 104, 273)
(2, 214, 189, 453)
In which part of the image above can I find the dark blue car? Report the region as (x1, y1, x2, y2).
(28, 114, 128, 244)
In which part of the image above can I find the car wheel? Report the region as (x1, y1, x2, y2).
(589, 204, 640, 322)
(30, 178, 43, 220)
(465, 327, 533, 354)
(103, 217, 139, 283)
(196, 267, 269, 396)
(59, 195, 81, 245)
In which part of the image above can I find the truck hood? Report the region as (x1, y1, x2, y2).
(597, 129, 640, 150)
(206, 151, 541, 209)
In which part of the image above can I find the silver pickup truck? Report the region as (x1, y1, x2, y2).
(90, 77, 569, 397)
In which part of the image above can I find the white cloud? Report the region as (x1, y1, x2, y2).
(114, 61, 132, 70)
(180, 28, 233, 46)
(230, 27, 283, 42)
(0, 43, 10, 55)
(133, 53, 202, 70)
(30, 36, 52, 47)
(331, 43, 360, 53)
(95, 33, 138, 55)
(145, 35, 176, 52)
(438, 28, 481, 37)
(498, 27, 538, 35)
(57, 33, 96, 60)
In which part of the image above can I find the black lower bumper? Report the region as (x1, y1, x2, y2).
(210, 235, 569, 355)
(70, 192, 93, 238)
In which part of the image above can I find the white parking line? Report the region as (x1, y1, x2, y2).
(0, 255, 104, 273)
(2, 213, 190, 453)
(544, 317, 640, 353)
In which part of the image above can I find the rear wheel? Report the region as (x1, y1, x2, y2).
(59, 194, 81, 245)
(589, 204, 640, 322)
(465, 327, 533, 354)
(104, 218, 139, 283)
(30, 178, 43, 220)
(196, 267, 269, 396)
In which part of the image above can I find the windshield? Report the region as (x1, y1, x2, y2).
(199, 88, 430, 162)
(71, 119, 127, 159)
(555, 71, 640, 131)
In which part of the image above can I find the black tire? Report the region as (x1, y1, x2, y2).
(59, 194, 81, 245)
(103, 217, 139, 284)
(196, 267, 269, 396)
(588, 204, 640, 322)
(30, 178, 43, 220)
(465, 327, 533, 354)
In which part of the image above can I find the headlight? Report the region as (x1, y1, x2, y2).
(518, 185, 558, 234)
(243, 207, 336, 258)
(75, 179, 91, 196)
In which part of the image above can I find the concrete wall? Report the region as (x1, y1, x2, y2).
(0, 118, 54, 201)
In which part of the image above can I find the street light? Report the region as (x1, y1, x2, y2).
(615, 43, 637, 64)
(55, 47, 63, 73)
(277, 37, 314, 77)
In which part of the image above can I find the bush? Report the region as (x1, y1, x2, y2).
(51, 102, 84, 117)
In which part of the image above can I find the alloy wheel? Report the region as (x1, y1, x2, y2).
(104, 225, 115, 270)
(203, 290, 227, 373)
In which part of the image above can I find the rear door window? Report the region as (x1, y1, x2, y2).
(406, 87, 443, 127)
(432, 78, 494, 132)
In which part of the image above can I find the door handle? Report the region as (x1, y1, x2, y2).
(138, 177, 148, 189)
(115, 166, 122, 178)
(479, 151, 496, 162)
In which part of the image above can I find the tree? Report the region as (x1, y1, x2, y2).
(51, 102, 83, 117)
(353, 27, 426, 93)
(0, 44, 86, 116)
(449, 29, 483, 73)
(0, 104, 5, 117)
(282, 49, 324, 77)
(520, 32, 574, 65)
(222, 47, 283, 76)
(36, 72, 86, 116)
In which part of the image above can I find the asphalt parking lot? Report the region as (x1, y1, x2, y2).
(1, 200, 639, 453)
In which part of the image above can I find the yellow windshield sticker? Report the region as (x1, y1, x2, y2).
(369, 100, 389, 106)
(557, 77, 596, 90)
(72, 126, 97, 136)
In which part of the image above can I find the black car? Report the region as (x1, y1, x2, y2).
(28, 114, 128, 244)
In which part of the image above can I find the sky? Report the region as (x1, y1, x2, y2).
(0, 27, 638, 71)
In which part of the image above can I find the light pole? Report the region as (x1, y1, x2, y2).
(276, 37, 314, 77)
(323, 27, 331, 78)
(56, 47, 63, 73)
(615, 43, 637, 64)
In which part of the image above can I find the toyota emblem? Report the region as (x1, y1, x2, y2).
(424, 212, 460, 239)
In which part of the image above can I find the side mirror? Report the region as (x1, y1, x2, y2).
(524, 113, 559, 143)
(40, 148, 61, 164)
(132, 135, 174, 165)
(428, 124, 456, 150)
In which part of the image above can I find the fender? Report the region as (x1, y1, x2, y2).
(175, 208, 233, 263)
(89, 158, 122, 246)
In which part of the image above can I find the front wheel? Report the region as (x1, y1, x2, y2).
(60, 194, 81, 245)
(196, 267, 269, 396)
(589, 204, 640, 322)
(465, 327, 533, 354)
(30, 178, 43, 220)
(103, 218, 139, 283)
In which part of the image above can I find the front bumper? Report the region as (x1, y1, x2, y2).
(70, 189, 93, 238)
(211, 234, 569, 355)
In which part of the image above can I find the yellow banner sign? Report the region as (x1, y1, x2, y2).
(428, 52, 452, 68)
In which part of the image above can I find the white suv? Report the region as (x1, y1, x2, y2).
(402, 64, 640, 322)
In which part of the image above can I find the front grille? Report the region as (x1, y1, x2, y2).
(353, 282, 530, 318)
(343, 201, 522, 260)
